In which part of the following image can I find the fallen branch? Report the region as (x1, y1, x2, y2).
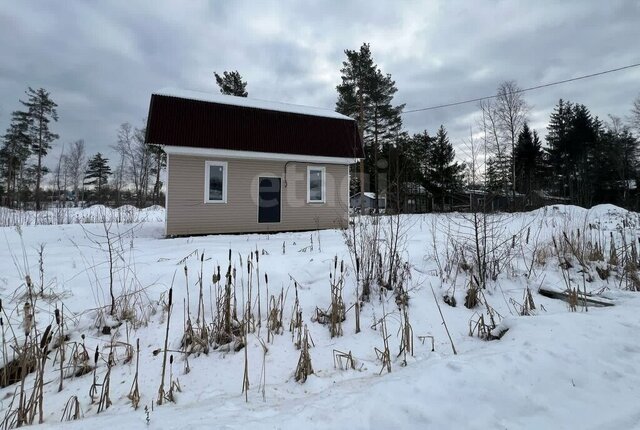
(538, 287, 614, 307)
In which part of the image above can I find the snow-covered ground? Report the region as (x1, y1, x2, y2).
(0, 205, 165, 226)
(1, 205, 640, 429)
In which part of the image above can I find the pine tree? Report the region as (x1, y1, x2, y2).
(21, 87, 59, 210)
(336, 44, 375, 120)
(514, 122, 543, 196)
(336, 44, 375, 196)
(214, 70, 248, 97)
(336, 43, 404, 205)
(84, 153, 112, 204)
(0, 111, 31, 207)
(426, 126, 464, 209)
(148, 144, 166, 205)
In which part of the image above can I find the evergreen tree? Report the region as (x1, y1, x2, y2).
(336, 43, 375, 196)
(407, 130, 431, 186)
(546, 99, 574, 197)
(148, 144, 167, 205)
(569, 104, 600, 206)
(426, 125, 464, 209)
(514, 122, 543, 196)
(595, 122, 639, 206)
(21, 87, 58, 210)
(214, 70, 248, 97)
(336, 44, 375, 120)
(485, 154, 512, 194)
(84, 153, 112, 204)
(546, 100, 624, 206)
(0, 110, 31, 207)
(386, 131, 430, 212)
(485, 158, 501, 193)
(336, 43, 404, 205)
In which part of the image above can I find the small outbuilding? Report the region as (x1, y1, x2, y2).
(350, 192, 386, 213)
(145, 88, 363, 236)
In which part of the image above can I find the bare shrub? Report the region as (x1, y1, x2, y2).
(373, 305, 392, 375)
(312, 256, 346, 338)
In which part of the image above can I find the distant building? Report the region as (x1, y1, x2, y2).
(350, 192, 386, 213)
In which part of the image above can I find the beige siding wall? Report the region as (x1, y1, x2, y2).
(166, 154, 350, 236)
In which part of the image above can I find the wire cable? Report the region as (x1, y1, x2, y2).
(402, 62, 640, 114)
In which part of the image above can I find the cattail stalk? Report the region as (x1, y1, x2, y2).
(158, 279, 174, 405)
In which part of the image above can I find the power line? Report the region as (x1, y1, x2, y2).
(402, 62, 640, 114)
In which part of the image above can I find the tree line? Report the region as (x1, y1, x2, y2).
(194, 58, 640, 213)
(4, 56, 639, 213)
(0, 72, 244, 211)
(0, 87, 166, 209)
(332, 44, 640, 212)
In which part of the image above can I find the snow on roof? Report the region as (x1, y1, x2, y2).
(153, 87, 354, 121)
(351, 192, 380, 199)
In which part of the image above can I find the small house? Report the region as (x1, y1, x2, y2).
(145, 88, 363, 236)
(350, 192, 386, 213)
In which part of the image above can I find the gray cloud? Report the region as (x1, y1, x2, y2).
(0, 0, 638, 171)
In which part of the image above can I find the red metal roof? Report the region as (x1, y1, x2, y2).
(145, 90, 364, 159)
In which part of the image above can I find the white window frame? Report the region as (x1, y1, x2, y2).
(204, 161, 228, 204)
(307, 166, 326, 203)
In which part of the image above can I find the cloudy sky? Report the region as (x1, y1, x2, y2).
(1, 0, 639, 166)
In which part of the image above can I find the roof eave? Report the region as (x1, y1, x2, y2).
(163, 145, 360, 165)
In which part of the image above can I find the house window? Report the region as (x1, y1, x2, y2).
(204, 161, 227, 203)
(307, 166, 325, 203)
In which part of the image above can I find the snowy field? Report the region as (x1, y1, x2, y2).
(0, 205, 165, 227)
(1, 205, 640, 429)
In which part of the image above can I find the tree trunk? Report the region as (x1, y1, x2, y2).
(359, 95, 365, 214)
(35, 114, 44, 211)
(373, 109, 379, 212)
(153, 155, 161, 204)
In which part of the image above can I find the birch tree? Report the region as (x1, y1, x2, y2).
(494, 81, 529, 201)
(64, 140, 86, 205)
